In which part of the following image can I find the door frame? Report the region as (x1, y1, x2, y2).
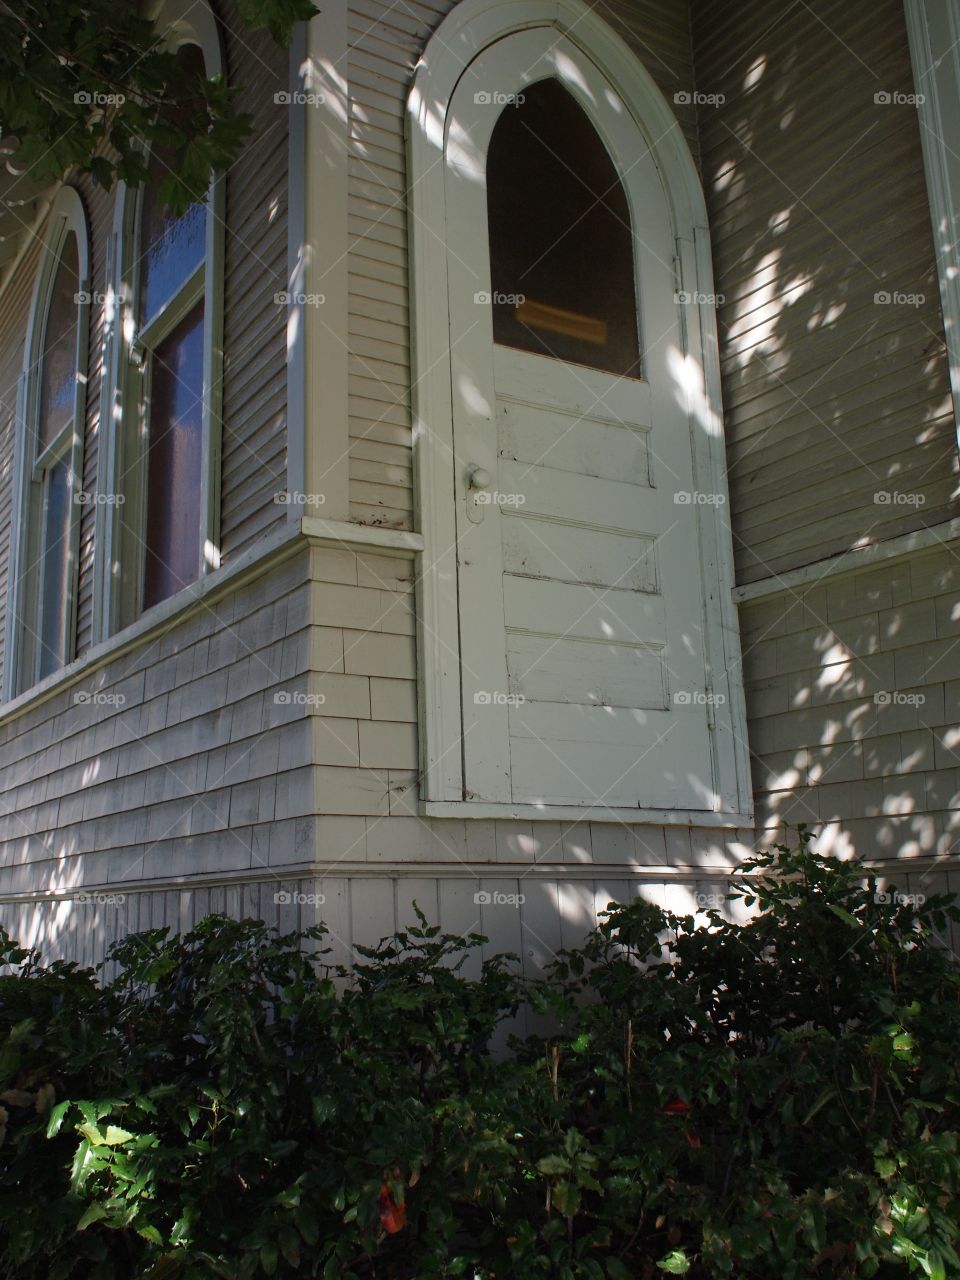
(406, 0, 753, 824)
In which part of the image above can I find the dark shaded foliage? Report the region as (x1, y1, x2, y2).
(1, 831, 958, 1277)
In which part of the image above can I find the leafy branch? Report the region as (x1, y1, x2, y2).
(0, 0, 315, 215)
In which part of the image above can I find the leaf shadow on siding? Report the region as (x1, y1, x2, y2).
(693, 0, 959, 591)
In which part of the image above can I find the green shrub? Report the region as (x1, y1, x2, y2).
(1, 830, 959, 1278)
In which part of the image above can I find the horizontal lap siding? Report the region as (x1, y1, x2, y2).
(219, 9, 289, 558)
(0, 240, 42, 691)
(693, 0, 957, 585)
(346, 0, 698, 529)
(740, 543, 960, 861)
(0, 547, 315, 913)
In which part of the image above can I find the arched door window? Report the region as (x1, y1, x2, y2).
(8, 188, 89, 694)
(486, 78, 641, 376)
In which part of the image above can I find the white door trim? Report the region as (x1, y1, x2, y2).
(406, 0, 752, 822)
(904, 0, 960, 456)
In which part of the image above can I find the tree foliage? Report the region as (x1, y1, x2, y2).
(0, 0, 315, 214)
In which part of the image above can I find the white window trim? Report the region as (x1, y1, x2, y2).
(905, 0, 960, 455)
(406, 0, 753, 824)
(285, 6, 351, 523)
(5, 186, 90, 700)
(94, 0, 225, 641)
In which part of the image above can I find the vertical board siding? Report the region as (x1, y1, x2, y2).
(218, 5, 290, 559)
(345, 0, 698, 529)
(693, 0, 958, 585)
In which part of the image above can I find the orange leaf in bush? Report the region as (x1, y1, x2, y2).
(378, 1182, 406, 1234)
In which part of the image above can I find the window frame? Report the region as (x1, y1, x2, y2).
(5, 187, 90, 698)
(95, 0, 224, 640)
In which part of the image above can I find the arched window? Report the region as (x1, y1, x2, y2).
(7, 188, 89, 694)
(486, 78, 641, 377)
(99, 4, 224, 635)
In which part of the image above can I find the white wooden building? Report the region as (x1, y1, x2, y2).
(0, 0, 957, 971)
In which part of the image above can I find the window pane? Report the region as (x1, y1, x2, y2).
(37, 456, 72, 679)
(143, 301, 204, 610)
(138, 46, 207, 325)
(486, 78, 641, 376)
(38, 232, 80, 452)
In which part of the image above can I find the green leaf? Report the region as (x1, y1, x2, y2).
(827, 904, 861, 928)
(606, 1261, 635, 1280)
(77, 1203, 108, 1231)
(76, 1123, 104, 1147)
(537, 1155, 570, 1175)
(802, 1088, 837, 1126)
(46, 1100, 71, 1137)
(102, 1125, 134, 1146)
(925, 1250, 946, 1280)
(552, 1181, 581, 1217)
(657, 1250, 691, 1274)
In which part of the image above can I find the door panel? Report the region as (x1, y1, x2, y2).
(445, 31, 717, 810)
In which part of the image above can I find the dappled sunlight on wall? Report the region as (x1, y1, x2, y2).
(739, 546, 958, 869)
(693, 0, 959, 585)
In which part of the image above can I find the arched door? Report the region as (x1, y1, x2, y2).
(444, 31, 717, 809)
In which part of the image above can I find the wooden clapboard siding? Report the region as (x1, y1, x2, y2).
(693, 0, 958, 585)
(0, 238, 42, 693)
(219, 6, 289, 559)
(75, 180, 114, 658)
(345, 0, 699, 529)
